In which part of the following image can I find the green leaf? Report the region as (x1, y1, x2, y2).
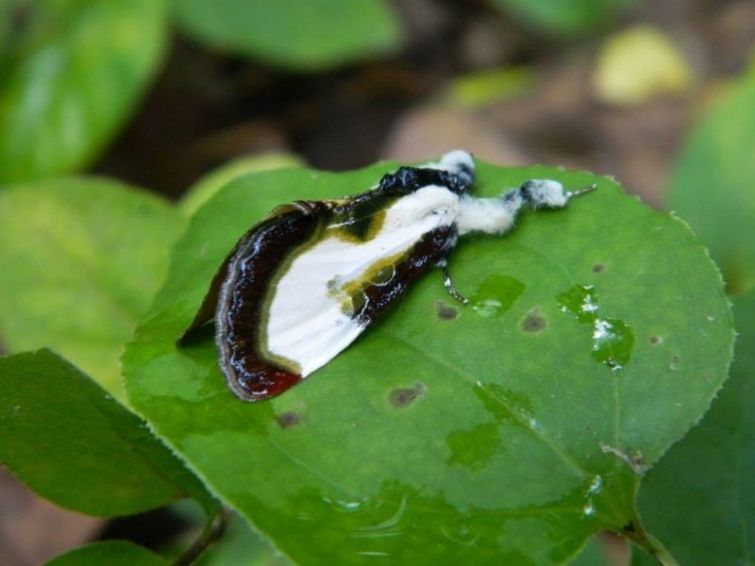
(632, 290, 755, 565)
(123, 160, 733, 563)
(0, 349, 215, 517)
(179, 152, 304, 217)
(667, 64, 755, 295)
(0, 0, 15, 61)
(174, 0, 400, 70)
(46, 541, 167, 566)
(0, 0, 168, 182)
(0, 177, 185, 398)
(492, 0, 635, 36)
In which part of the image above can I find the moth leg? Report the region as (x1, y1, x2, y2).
(437, 259, 469, 305)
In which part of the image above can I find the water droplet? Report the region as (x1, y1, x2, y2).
(587, 475, 602, 495)
(557, 284, 634, 372)
(591, 318, 633, 370)
(557, 284, 598, 323)
(470, 274, 525, 318)
(351, 496, 406, 538)
(446, 422, 500, 471)
(472, 298, 504, 318)
(440, 522, 480, 545)
(322, 495, 366, 513)
(582, 296, 599, 314)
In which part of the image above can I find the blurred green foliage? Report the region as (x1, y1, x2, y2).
(0, 177, 185, 397)
(0, 0, 399, 184)
(0, 0, 168, 183)
(492, 0, 636, 36)
(173, 0, 401, 70)
(668, 64, 755, 295)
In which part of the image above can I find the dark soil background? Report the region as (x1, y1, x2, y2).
(1, 0, 753, 564)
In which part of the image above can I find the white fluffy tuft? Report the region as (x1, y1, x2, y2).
(456, 196, 519, 235)
(526, 180, 567, 208)
(437, 150, 474, 175)
(423, 150, 475, 176)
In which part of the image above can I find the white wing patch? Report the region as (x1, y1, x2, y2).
(266, 185, 460, 376)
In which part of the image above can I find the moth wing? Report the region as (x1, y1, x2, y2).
(210, 186, 458, 401)
(263, 186, 460, 378)
(177, 200, 338, 345)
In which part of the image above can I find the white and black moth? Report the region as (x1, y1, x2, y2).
(179, 151, 594, 401)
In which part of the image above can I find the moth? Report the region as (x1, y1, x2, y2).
(179, 151, 594, 401)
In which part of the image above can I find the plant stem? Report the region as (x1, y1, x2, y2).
(173, 506, 229, 566)
(621, 517, 679, 566)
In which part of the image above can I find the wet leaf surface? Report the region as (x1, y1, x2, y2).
(124, 159, 732, 563)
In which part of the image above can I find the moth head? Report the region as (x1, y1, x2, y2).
(438, 150, 475, 190)
(520, 179, 569, 208)
(519, 180, 597, 209)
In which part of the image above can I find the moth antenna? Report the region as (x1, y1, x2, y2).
(565, 183, 597, 200)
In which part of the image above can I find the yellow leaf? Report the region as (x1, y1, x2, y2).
(593, 25, 693, 105)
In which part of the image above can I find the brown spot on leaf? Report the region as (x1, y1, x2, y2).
(388, 383, 426, 408)
(521, 311, 546, 332)
(649, 335, 662, 345)
(276, 412, 301, 429)
(592, 263, 606, 273)
(435, 300, 458, 320)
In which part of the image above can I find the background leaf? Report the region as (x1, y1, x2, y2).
(632, 290, 755, 565)
(0, 0, 167, 182)
(123, 160, 732, 563)
(46, 541, 167, 566)
(491, 0, 635, 36)
(179, 152, 304, 217)
(0, 177, 185, 398)
(667, 63, 755, 295)
(0, 350, 215, 517)
(173, 0, 401, 70)
(592, 25, 693, 105)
